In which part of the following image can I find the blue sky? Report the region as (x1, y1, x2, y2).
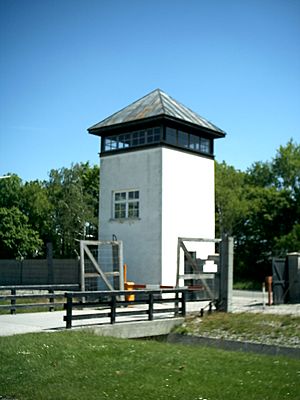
(0, 0, 299, 182)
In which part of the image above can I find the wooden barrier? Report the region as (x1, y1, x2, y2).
(0, 284, 80, 314)
(64, 289, 188, 329)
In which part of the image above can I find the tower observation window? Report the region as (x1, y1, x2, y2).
(200, 138, 210, 153)
(104, 127, 161, 152)
(102, 126, 212, 155)
(165, 127, 212, 155)
(177, 130, 189, 148)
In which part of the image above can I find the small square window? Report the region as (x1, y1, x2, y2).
(113, 190, 140, 219)
(178, 131, 189, 148)
(128, 190, 139, 200)
(128, 202, 139, 218)
(132, 131, 139, 146)
(104, 137, 118, 151)
(119, 135, 130, 149)
(189, 134, 200, 151)
(115, 192, 126, 201)
(165, 127, 177, 145)
(139, 131, 145, 145)
(200, 138, 210, 153)
(114, 203, 126, 219)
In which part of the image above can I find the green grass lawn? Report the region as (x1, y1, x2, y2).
(0, 330, 299, 400)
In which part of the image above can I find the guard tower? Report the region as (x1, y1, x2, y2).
(88, 89, 225, 287)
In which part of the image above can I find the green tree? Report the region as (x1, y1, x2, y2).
(0, 207, 43, 259)
(274, 224, 300, 254)
(233, 140, 300, 282)
(47, 162, 99, 257)
(21, 180, 53, 248)
(273, 139, 300, 197)
(0, 163, 99, 259)
(246, 140, 300, 254)
(215, 161, 248, 237)
(235, 185, 292, 281)
(0, 174, 22, 208)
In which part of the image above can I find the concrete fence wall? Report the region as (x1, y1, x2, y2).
(0, 259, 80, 285)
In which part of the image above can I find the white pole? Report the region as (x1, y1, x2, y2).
(262, 282, 266, 310)
(79, 240, 85, 292)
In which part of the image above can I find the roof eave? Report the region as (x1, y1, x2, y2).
(88, 114, 226, 139)
(88, 115, 165, 136)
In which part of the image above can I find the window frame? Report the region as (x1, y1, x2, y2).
(103, 127, 161, 153)
(113, 189, 140, 220)
(164, 126, 212, 155)
(101, 125, 213, 156)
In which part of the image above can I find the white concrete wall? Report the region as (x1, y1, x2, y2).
(99, 146, 215, 287)
(161, 148, 215, 286)
(99, 148, 162, 284)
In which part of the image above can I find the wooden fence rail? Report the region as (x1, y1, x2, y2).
(0, 284, 80, 314)
(64, 289, 188, 329)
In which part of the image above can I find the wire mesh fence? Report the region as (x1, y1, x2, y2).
(0, 259, 80, 286)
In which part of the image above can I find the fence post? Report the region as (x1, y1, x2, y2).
(286, 253, 300, 304)
(118, 241, 124, 292)
(219, 235, 234, 312)
(65, 294, 73, 329)
(49, 289, 54, 312)
(47, 242, 54, 285)
(11, 288, 16, 315)
(79, 241, 85, 292)
(148, 293, 154, 321)
(174, 291, 179, 316)
(181, 291, 186, 317)
(110, 294, 116, 324)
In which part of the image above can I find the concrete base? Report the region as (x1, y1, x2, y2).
(88, 318, 184, 339)
(167, 333, 300, 359)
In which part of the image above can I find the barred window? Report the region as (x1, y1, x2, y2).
(113, 190, 139, 219)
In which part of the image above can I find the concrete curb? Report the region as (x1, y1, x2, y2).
(167, 333, 300, 359)
(88, 318, 184, 339)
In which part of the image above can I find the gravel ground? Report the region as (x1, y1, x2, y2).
(184, 291, 300, 349)
(187, 326, 300, 349)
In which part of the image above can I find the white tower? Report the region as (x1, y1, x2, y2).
(88, 89, 225, 287)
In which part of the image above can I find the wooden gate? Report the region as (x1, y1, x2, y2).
(79, 240, 124, 292)
(176, 236, 233, 311)
(272, 258, 287, 304)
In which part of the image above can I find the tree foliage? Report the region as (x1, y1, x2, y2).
(0, 141, 299, 285)
(0, 207, 43, 259)
(215, 162, 248, 236)
(216, 139, 300, 282)
(47, 163, 99, 257)
(0, 162, 99, 259)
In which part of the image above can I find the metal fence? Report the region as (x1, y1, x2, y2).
(0, 259, 80, 286)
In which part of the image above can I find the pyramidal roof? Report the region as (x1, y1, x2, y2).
(88, 89, 225, 135)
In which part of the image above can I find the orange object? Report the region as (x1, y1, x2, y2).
(265, 276, 273, 306)
(125, 281, 135, 301)
(123, 263, 127, 284)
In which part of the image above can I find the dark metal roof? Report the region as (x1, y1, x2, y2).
(88, 89, 226, 136)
